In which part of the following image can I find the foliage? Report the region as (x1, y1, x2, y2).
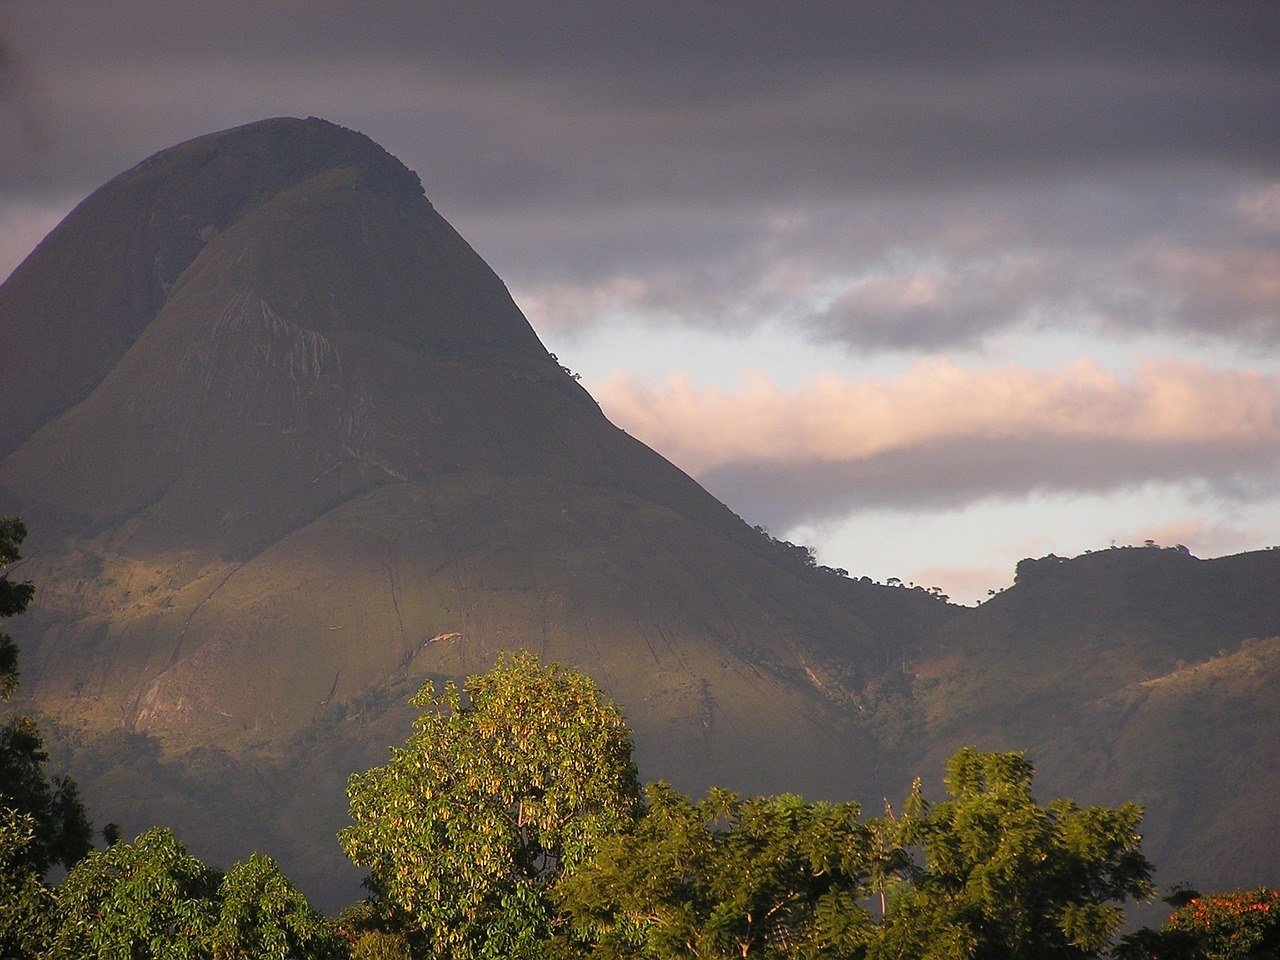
(0, 807, 56, 960)
(0, 517, 36, 701)
(341, 651, 640, 960)
(554, 781, 876, 959)
(50, 829, 343, 960)
(349, 930, 413, 959)
(212, 852, 345, 959)
(49, 827, 222, 960)
(1165, 889, 1280, 958)
(873, 748, 1154, 960)
(0, 714, 94, 871)
(334, 901, 413, 960)
(0, 516, 93, 878)
(1116, 888, 1280, 960)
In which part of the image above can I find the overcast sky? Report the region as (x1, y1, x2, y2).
(3, 2, 1279, 601)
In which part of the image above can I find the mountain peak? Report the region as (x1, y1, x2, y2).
(0, 118, 428, 456)
(128, 116, 426, 209)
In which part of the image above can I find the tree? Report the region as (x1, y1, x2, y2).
(212, 852, 344, 959)
(1116, 888, 1280, 960)
(340, 651, 640, 960)
(0, 517, 35, 702)
(872, 748, 1154, 960)
(554, 781, 877, 959)
(334, 902, 413, 960)
(0, 807, 56, 960)
(0, 516, 92, 955)
(49, 827, 222, 960)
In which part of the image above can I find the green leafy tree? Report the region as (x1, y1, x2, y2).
(872, 748, 1154, 960)
(0, 517, 35, 701)
(49, 827, 222, 960)
(0, 807, 56, 959)
(335, 901, 413, 960)
(341, 651, 640, 960)
(349, 931, 413, 960)
(554, 782, 877, 959)
(0, 515, 93, 956)
(212, 852, 345, 959)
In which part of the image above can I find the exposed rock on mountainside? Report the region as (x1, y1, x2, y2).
(0, 118, 951, 902)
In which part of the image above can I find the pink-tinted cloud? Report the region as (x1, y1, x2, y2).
(905, 564, 1012, 606)
(595, 359, 1280, 524)
(1117, 518, 1274, 557)
(1237, 182, 1280, 232)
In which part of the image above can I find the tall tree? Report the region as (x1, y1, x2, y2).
(873, 748, 1154, 960)
(341, 651, 640, 960)
(49, 827, 221, 960)
(212, 852, 344, 960)
(554, 781, 878, 959)
(0, 808, 56, 960)
(0, 516, 92, 873)
(0, 517, 36, 701)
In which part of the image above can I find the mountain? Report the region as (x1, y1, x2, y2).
(906, 546, 1280, 892)
(3, 117, 1276, 907)
(0, 117, 953, 903)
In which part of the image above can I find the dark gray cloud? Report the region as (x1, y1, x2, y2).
(0, 34, 49, 178)
(702, 434, 1280, 529)
(3, 2, 1278, 350)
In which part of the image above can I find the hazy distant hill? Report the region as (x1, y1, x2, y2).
(1, 118, 1275, 905)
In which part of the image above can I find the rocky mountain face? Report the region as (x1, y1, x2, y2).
(2, 118, 1276, 906)
(0, 118, 952, 902)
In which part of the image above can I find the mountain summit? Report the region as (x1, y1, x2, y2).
(0, 118, 949, 900)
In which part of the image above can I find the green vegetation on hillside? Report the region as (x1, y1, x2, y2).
(0, 517, 93, 958)
(2, 542, 1274, 958)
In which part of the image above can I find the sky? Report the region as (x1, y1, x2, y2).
(2, 2, 1279, 603)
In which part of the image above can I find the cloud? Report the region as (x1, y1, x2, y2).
(1116, 518, 1274, 556)
(2, 3, 1278, 353)
(807, 254, 1065, 351)
(507, 178, 1280, 353)
(0, 35, 50, 178)
(595, 359, 1280, 525)
(906, 564, 1012, 605)
(1236, 183, 1280, 232)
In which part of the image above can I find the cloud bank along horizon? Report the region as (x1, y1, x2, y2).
(3, 2, 1278, 602)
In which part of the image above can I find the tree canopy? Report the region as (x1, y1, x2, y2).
(873, 748, 1154, 960)
(555, 782, 877, 959)
(341, 651, 640, 960)
(0, 515, 93, 958)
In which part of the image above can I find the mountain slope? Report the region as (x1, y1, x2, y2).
(907, 546, 1280, 891)
(0, 118, 953, 903)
